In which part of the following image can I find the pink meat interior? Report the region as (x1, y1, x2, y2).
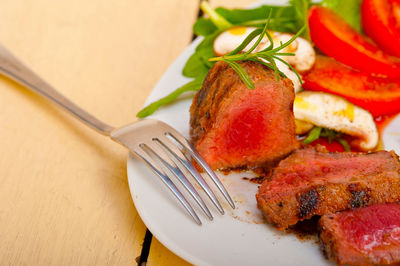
(262, 149, 399, 198)
(197, 83, 295, 169)
(336, 203, 400, 252)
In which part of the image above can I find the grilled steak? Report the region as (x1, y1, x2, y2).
(256, 148, 400, 230)
(190, 61, 298, 170)
(319, 203, 400, 265)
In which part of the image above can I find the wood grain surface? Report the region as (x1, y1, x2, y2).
(0, 0, 253, 265)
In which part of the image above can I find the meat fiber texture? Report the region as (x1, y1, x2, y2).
(190, 61, 299, 170)
(256, 148, 400, 230)
(319, 203, 400, 266)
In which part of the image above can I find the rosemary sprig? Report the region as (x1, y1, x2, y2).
(209, 18, 305, 89)
(136, 4, 309, 118)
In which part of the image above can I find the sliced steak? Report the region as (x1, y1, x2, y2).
(319, 203, 400, 265)
(256, 148, 400, 230)
(190, 61, 298, 170)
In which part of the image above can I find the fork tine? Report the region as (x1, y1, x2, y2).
(157, 136, 225, 215)
(166, 132, 236, 209)
(189, 147, 236, 209)
(143, 142, 213, 220)
(134, 145, 202, 225)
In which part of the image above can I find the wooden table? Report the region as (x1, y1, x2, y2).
(0, 0, 252, 264)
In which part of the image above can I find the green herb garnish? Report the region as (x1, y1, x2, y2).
(303, 127, 351, 151)
(136, 79, 203, 118)
(208, 19, 305, 89)
(137, 0, 311, 118)
(337, 138, 351, 152)
(303, 126, 323, 144)
(290, 0, 312, 41)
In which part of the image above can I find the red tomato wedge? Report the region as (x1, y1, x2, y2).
(308, 6, 400, 79)
(309, 137, 362, 153)
(309, 138, 346, 152)
(362, 0, 400, 57)
(302, 55, 400, 117)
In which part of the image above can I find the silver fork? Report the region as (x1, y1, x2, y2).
(0, 44, 235, 225)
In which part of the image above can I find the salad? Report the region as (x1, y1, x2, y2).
(137, 0, 400, 153)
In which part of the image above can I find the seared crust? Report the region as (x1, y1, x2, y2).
(190, 61, 232, 145)
(256, 148, 400, 230)
(318, 215, 359, 265)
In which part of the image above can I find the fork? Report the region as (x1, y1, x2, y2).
(0, 44, 235, 225)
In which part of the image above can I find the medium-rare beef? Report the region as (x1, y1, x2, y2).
(190, 61, 299, 170)
(319, 203, 400, 265)
(256, 148, 400, 230)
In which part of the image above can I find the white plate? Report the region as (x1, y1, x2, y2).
(126, 3, 400, 265)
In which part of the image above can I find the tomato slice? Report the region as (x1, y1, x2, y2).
(362, 0, 400, 57)
(308, 6, 400, 79)
(302, 55, 400, 117)
(308, 137, 364, 153)
(309, 138, 346, 152)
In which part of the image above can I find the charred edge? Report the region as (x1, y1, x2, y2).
(210, 78, 221, 104)
(210, 76, 233, 121)
(196, 63, 225, 109)
(347, 183, 370, 208)
(317, 226, 329, 259)
(297, 188, 318, 218)
(241, 176, 266, 184)
(318, 223, 339, 262)
(194, 65, 217, 115)
(319, 236, 331, 261)
(193, 67, 225, 137)
(196, 83, 209, 109)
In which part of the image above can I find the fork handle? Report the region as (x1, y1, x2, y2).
(0, 44, 115, 135)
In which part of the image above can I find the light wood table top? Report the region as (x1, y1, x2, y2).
(0, 0, 253, 265)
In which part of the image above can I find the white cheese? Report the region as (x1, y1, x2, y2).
(294, 91, 379, 151)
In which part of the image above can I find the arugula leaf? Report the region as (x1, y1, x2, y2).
(303, 127, 352, 151)
(193, 18, 217, 36)
(337, 138, 351, 152)
(320, 128, 339, 144)
(182, 31, 220, 79)
(303, 126, 322, 144)
(195, 32, 218, 51)
(289, 0, 311, 41)
(188, 2, 310, 83)
(320, 128, 351, 151)
(136, 79, 204, 118)
(183, 50, 212, 78)
(215, 5, 291, 23)
(193, 4, 304, 38)
(322, 0, 362, 32)
(215, 5, 299, 33)
(137, 1, 312, 117)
